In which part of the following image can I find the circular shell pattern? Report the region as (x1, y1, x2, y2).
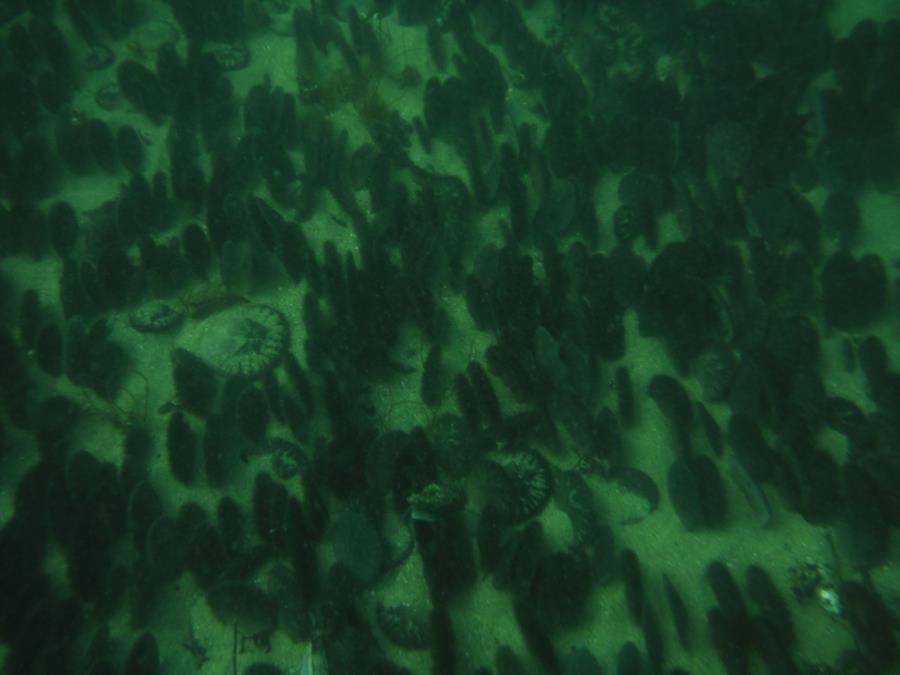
(179, 304, 288, 377)
(484, 449, 553, 523)
(129, 300, 184, 333)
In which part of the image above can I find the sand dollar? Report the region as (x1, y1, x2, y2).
(129, 300, 184, 333)
(179, 304, 288, 377)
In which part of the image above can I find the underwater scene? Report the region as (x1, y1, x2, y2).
(2, 0, 900, 674)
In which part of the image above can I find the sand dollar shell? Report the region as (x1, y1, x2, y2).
(179, 304, 288, 377)
(129, 300, 184, 333)
(483, 449, 553, 523)
(205, 42, 251, 71)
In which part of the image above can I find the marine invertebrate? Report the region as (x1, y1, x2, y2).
(483, 449, 553, 523)
(129, 300, 184, 333)
(178, 304, 288, 377)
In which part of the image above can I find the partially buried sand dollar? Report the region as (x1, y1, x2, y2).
(179, 303, 288, 377)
